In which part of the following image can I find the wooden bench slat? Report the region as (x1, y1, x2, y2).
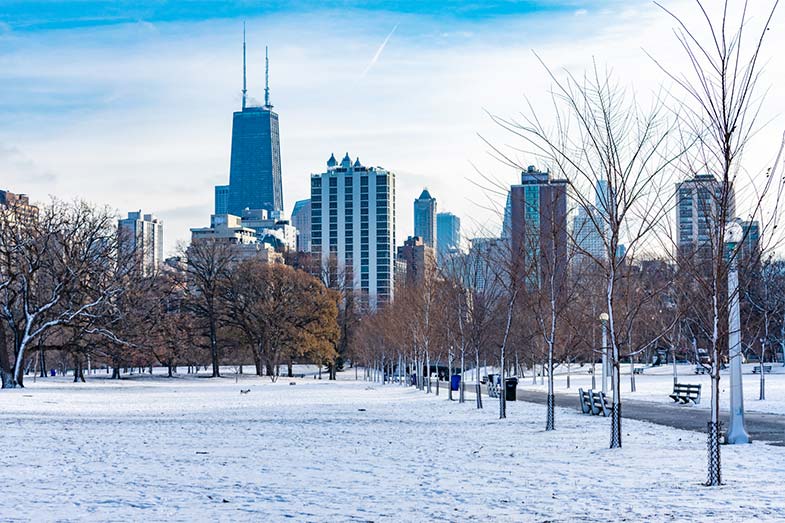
(670, 383, 701, 405)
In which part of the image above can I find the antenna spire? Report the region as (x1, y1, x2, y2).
(242, 22, 247, 110)
(265, 45, 271, 108)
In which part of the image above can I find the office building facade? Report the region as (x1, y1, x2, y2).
(290, 199, 311, 252)
(214, 185, 229, 215)
(436, 211, 461, 262)
(397, 236, 436, 285)
(510, 165, 568, 287)
(414, 189, 437, 250)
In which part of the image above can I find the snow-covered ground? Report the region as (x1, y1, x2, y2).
(513, 363, 785, 415)
(2, 374, 785, 522)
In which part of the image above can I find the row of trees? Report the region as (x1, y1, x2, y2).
(356, 0, 785, 487)
(0, 204, 341, 388)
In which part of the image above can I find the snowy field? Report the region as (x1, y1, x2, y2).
(515, 363, 785, 415)
(2, 374, 785, 522)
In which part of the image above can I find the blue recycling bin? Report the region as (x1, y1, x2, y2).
(50, 369, 56, 377)
(450, 375, 461, 391)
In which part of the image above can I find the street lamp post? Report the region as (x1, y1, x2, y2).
(599, 312, 610, 393)
(726, 222, 751, 444)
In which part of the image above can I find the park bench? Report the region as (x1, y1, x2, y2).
(694, 365, 708, 375)
(487, 380, 499, 398)
(578, 388, 610, 417)
(752, 365, 773, 374)
(633, 367, 645, 375)
(669, 383, 701, 405)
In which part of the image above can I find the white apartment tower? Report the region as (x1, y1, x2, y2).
(118, 211, 164, 277)
(676, 174, 735, 254)
(311, 153, 396, 308)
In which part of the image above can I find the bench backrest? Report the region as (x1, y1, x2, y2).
(673, 383, 701, 395)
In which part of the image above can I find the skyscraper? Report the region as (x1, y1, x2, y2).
(217, 32, 283, 219)
(290, 199, 311, 252)
(214, 185, 229, 215)
(397, 236, 436, 285)
(311, 153, 396, 308)
(118, 211, 164, 277)
(501, 191, 512, 239)
(510, 165, 568, 286)
(572, 179, 609, 267)
(414, 188, 437, 250)
(675, 174, 735, 258)
(436, 211, 460, 262)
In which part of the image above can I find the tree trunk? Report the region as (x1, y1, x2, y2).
(459, 349, 465, 403)
(39, 346, 47, 378)
(0, 322, 15, 388)
(475, 349, 482, 409)
(546, 341, 555, 431)
(209, 314, 220, 377)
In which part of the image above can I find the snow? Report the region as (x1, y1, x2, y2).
(515, 363, 785, 415)
(2, 374, 785, 521)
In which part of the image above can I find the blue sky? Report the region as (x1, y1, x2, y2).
(1, 1, 783, 254)
(3, 1, 589, 30)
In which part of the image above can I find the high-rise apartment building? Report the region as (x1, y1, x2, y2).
(510, 165, 568, 286)
(436, 212, 460, 262)
(675, 174, 735, 257)
(290, 199, 311, 252)
(118, 211, 164, 277)
(0, 189, 39, 227)
(311, 153, 395, 308)
(216, 36, 283, 219)
(397, 236, 436, 285)
(414, 188, 437, 250)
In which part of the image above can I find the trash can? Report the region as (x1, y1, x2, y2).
(505, 377, 518, 401)
(450, 375, 461, 391)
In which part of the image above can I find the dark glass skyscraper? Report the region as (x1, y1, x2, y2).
(216, 36, 284, 218)
(227, 104, 283, 217)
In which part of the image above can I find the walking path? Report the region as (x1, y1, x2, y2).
(459, 384, 785, 445)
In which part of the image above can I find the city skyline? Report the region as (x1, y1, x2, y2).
(1, 2, 784, 255)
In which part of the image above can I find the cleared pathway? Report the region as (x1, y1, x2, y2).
(456, 383, 785, 445)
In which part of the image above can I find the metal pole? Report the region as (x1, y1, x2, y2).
(727, 253, 751, 444)
(601, 320, 608, 393)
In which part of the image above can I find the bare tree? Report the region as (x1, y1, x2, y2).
(0, 200, 121, 388)
(182, 240, 236, 378)
(491, 61, 681, 445)
(653, 0, 782, 485)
